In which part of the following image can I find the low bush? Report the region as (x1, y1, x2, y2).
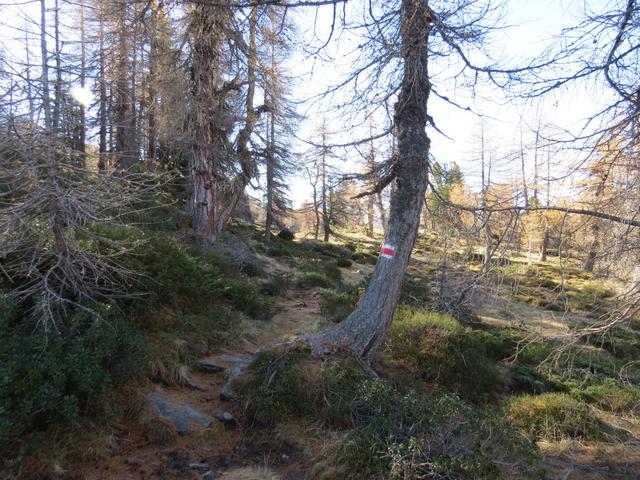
(0, 301, 145, 470)
(240, 346, 322, 425)
(505, 393, 603, 441)
(340, 381, 539, 480)
(351, 251, 378, 265)
(122, 234, 271, 320)
(576, 379, 640, 414)
(277, 229, 295, 241)
(318, 289, 359, 323)
(335, 258, 353, 268)
(241, 347, 540, 479)
(388, 306, 502, 400)
(260, 275, 290, 297)
(298, 271, 332, 288)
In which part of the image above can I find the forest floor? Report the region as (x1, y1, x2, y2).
(74, 282, 323, 480)
(42, 226, 640, 480)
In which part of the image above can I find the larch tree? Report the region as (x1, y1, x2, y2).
(305, 119, 338, 242)
(307, 0, 433, 360)
(187, 2, 269, 243)
(262, 6, 297, 242)
(304, 0, 524, 362)
(0, 0, 154, 326)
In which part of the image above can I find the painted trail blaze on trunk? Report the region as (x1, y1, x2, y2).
(380, 244, 396, 258)
(307, 0, 432, 361)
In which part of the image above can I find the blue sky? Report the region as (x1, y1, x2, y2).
(0, 0, 614, 205)
(284, 0, 615, 205)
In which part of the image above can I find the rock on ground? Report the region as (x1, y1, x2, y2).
(147, 392, 212, 435)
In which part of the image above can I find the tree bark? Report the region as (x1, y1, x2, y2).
(367, 195, 374, 237)
(307, 0, 431, 361)
(212, 5, 260, 237)
(321, 132, 330, 242)
(377, 191, 387, 232)
(40, 0, 67, 255)
(98, 17, 108, 173)
(539, 221, 549, 262)
(114, 6, 137, 172)
(189, 4, 261, 242)
(584, 222, 600, 272)
(265, 107, 276, 242)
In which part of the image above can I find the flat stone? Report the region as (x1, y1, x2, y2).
(147, 393, 212, 436)
(195, 359, 227, 373)
(203, 471, 216, 480)
(219, 354, 250, 366)
(213, 410, 238, 429)
(189, 463, 210, 471)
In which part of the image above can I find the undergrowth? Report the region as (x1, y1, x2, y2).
(241, 346, 541, 479)
(0, 229, 273, 475)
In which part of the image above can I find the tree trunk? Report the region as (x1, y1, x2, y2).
(377, 191, 387, 232)
(584, 222, 599, 272)
(52, 0, 62, 136)
(98, 17, 108, 173)
(40, 0, 67, 255)
(212, 5, 259, 237)
(307, 0, 431, 361)
(265, 108, 276, 242)
(189, 4, 260, 242)
(520, 126, 529, 209)
(114, 6, 136, 172)
(367, 195, 374, 237)
(321, 139, 330, 242)
(480, 123, 492, 272)
(539, 220, 549, 262)
(77, 0, 87, 167)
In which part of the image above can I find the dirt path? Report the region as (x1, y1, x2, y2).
(75, 287, 322, 480)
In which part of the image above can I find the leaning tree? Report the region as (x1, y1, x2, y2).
(304, 0, 524, 361)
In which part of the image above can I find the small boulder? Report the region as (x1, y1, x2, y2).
(213, 410, 238, 430)
(219, 354, 250, 367)
(147, 393, 212, 435)
(203, 471, 216, 480)
(219, 382, 238, 402)
(195, 359, 227, 373)
(189, 463, 210, 472)
(219, 358, 249, 402)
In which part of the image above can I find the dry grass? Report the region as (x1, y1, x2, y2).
(218, 466, 281, 480)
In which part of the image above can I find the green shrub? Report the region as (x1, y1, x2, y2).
(266, 242, 295, 257)
(298, 271, 332, 288)
(340, 381, 539, 480)
(318, 289, 359, 323)
(260, 275, 290, 297)
(300, 259, 342, 283)
(336, 258, 353, 268)
(351, 252, 378, 265)
(576, 380, 640, 414)
(209, 277, 272, 320)
(241, 347, 539, 479)
(388, 306, 502, 400)
(505, 393, 602, 441)
(121, 234, 271, 320)
(0, 305, 144, 469)
(240, 346, 320, 425)
(539, 278, 559, 289)
(277, 229, 295, 241)
(303, 240, 353, 260)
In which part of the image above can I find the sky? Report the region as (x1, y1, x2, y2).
(285, 0, 615, 205)
(0, 0, 616, 207)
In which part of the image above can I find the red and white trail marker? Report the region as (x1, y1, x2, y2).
(379, 243, 395, 259)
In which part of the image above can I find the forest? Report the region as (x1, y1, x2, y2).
(1, 0, 640, 478)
